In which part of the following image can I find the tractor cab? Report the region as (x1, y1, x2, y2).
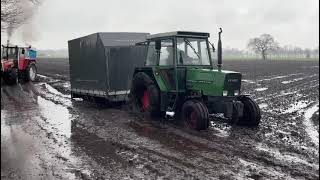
(145, 31, 213, 67)
(142, 31, 242, 96)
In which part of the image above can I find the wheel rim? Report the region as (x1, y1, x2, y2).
(188, 111, 197, 129)
(142, 90, 150, 111)
(29, 66, 36, 81)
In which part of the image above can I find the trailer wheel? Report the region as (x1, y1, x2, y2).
(130, 72, 161, 116)
(25, 63, 37, 82)
(181, 100, 209, 130)
(237, 96, 261, 126)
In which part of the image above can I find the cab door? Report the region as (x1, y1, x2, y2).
(145, 38, 176, 92)
(156, 38, 176, 91)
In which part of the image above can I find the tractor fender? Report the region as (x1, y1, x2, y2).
(133, 67, 167, 92)
(20, 59, 36, 70)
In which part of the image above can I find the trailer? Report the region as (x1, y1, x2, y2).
(68, 32, 150, 102)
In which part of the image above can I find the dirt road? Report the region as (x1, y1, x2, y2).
(1, 59, 319, 179)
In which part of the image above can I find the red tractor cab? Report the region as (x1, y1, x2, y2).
(1, 43, 37, 84)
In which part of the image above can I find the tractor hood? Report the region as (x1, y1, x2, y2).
(186, 68, 242, 96)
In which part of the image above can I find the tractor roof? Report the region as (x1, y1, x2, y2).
(2, 45, 31, 49)
(147, 31, 210, 39)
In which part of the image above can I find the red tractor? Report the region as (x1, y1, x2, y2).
(1, 42, 38, 84)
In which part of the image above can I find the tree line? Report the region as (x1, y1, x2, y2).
(222, 45, 319, 60)
(244, 34, 318, 60)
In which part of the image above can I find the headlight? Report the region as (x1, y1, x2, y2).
(223, 90, 228, 96)
(234, 90, 239, 96)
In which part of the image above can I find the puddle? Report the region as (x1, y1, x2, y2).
(210, 122, 230, 137)
(40, 83, 62, 95)
(281, 78, 304, 84)
(255, 87, 268, 92)
(258, 75, 288, 81)
(255, 144, 318, 168)
(238, 158, 288, 179)
(303, 103, 319, 147)
(62, 82, 71, 88)
(36, 83, 72, 107)
(257, 73, 303, 82)
(282, 101, 309, 114)
(259, 103, 268, 109)
(280, 90, 299, 96)
(37, 96, 74, 138)
(39, 83, 70, 98)
(241, 79, 262, 86)
(37, 74, 50, 79)
(242, 79, 257, 84)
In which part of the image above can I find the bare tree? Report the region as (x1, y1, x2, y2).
(247, 34, 279, 60)
(1, 0, 23, 31)
(1, 0, 41, 35)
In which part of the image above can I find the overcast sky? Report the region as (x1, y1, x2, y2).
(1, 0, 319, 50)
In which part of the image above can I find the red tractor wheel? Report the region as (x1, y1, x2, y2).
(130, 72, 161, 117)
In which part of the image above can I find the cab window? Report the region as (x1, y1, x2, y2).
(159, 39, 174, 66)
(146, 39, 174, 66)
(146, 41, 157, 66)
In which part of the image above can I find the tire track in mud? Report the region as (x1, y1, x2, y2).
(238, 70, 319, 179)
(2, 60, 319, 179)
(1, 83, 114, 179)
(35, 69, 319, 179)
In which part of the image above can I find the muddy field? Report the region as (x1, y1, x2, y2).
(1, 58, 319, 179)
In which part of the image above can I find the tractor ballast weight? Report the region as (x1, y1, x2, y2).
(130, 29, 261, 130)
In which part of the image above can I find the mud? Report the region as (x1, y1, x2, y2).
(1, 59, 319, 179)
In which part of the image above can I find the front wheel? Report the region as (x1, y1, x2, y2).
(181, 100, 209, 130)
(236, 96, 261, 126)
(25, 63, 37, 82)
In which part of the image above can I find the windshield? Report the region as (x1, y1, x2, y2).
(177, 37, 211, 66)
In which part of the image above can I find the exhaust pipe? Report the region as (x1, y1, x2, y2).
(217, 28, 223, 71)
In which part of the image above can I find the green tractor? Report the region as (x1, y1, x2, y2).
(130, 29, 261, 130)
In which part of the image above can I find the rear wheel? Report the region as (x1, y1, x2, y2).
(25, 63, 37, 82)
(237, 96, 261, 126)
(2, 71, 17, 85)
(130, 72, 161, 116)
(181, 100, 209, 130)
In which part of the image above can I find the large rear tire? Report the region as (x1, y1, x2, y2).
(181, 100, 209, 130)
(237, 96, 261, 126)
(2, 71, 17, 85)
(25, 63, 37, 82)
(130, 72, 161, 117)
